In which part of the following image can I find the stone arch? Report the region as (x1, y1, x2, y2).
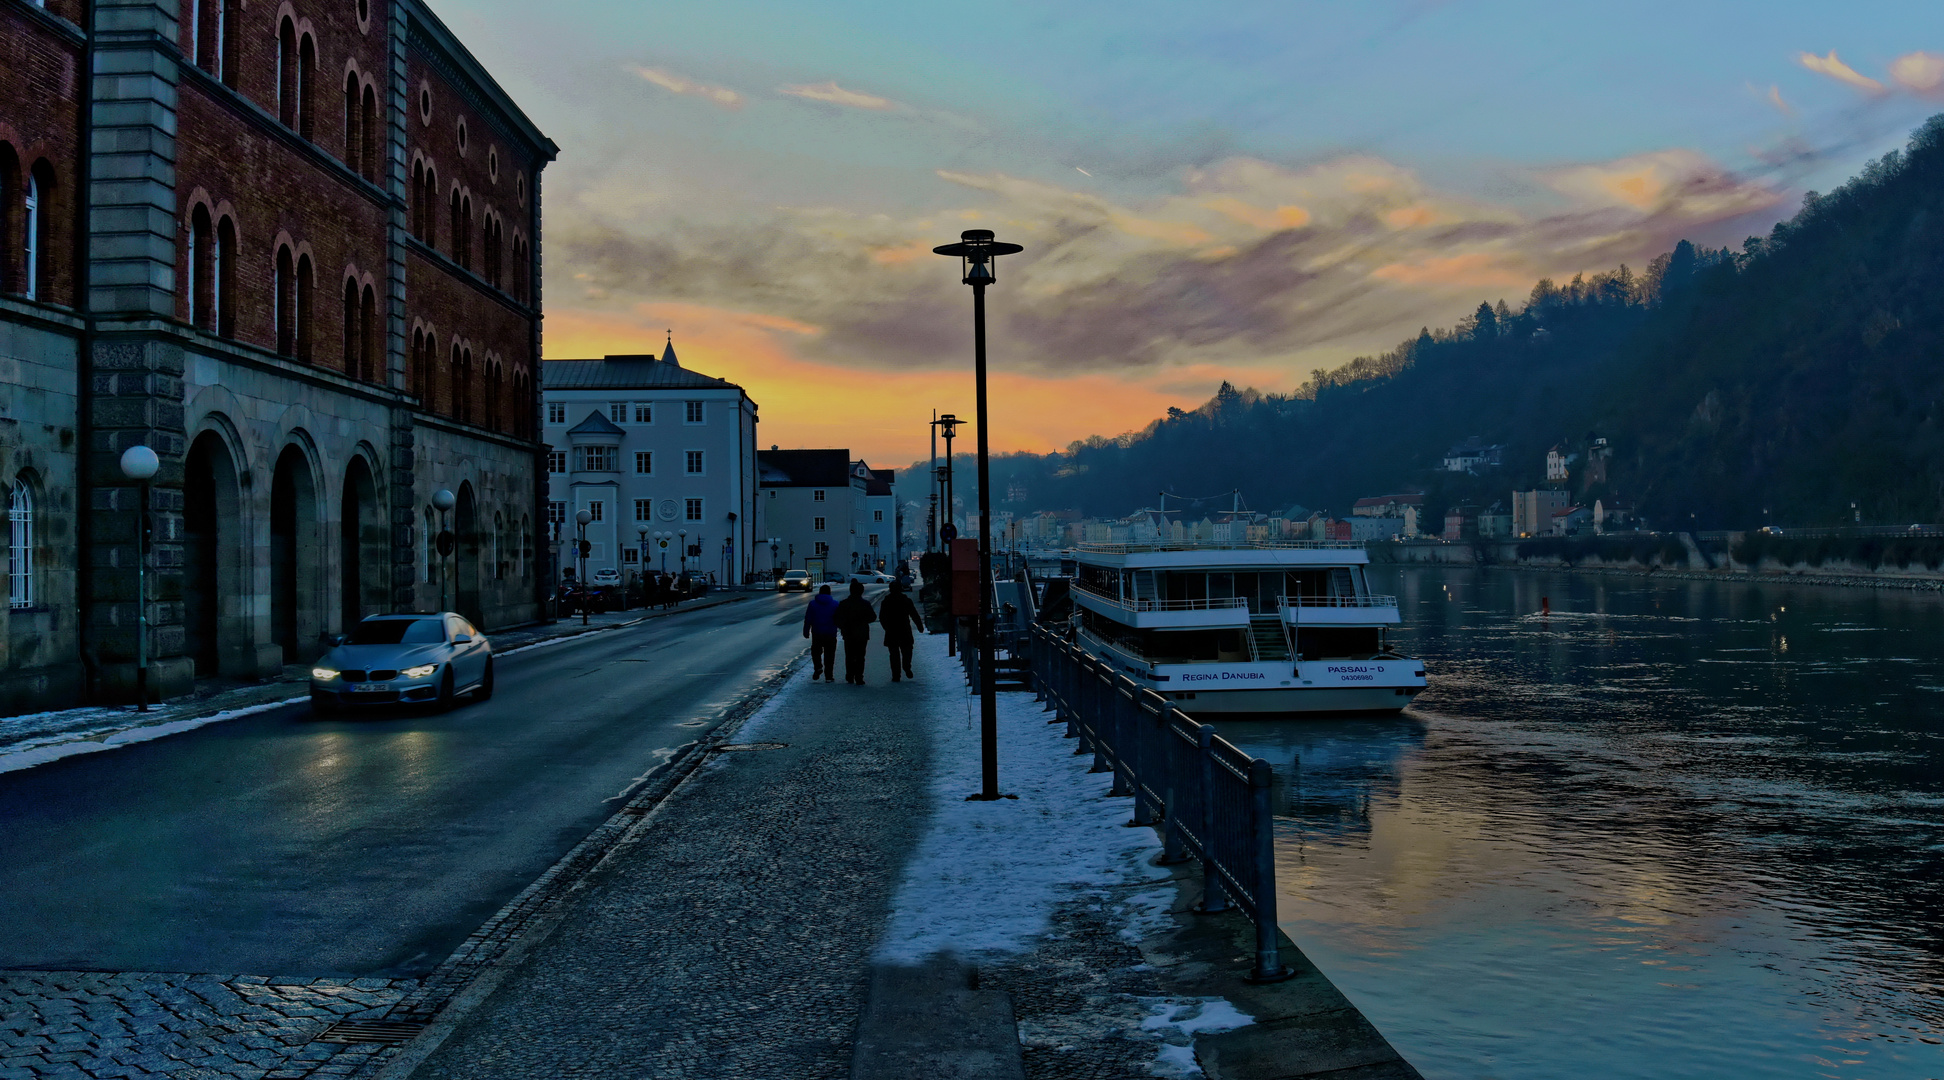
(454, 481, 481, 622)
(340, 450, 386, 628)
(270, 442, 323, 661)
(184, 427, 248, 676)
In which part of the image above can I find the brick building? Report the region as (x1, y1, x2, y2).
(1, 0, 555, 714)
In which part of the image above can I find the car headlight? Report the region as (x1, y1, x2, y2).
(312, 667, 339, 681)
(403, 664, 438, 679)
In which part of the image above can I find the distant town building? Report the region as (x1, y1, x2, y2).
(1443, 506, 1481, 541)
(1551, 505, 1592, 536)
(1351, 517, 1405, 542)
(1478, 505, 1513, 538)
(1512, 489, 1572, 537)
(543, 343, 762, 584)
(1593, 499, 1637, 534)
(758, 450, 884, 577)
(1441, 438, 1503, 474)
(1584, 437, 1613, 488)
(1352, 493, 1426, 518)
(864, 467, 898, 568)
(1546, 445, 1577, 482)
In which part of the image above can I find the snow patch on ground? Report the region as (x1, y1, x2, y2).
(1141, 998, 1256, 1077)
(0, 697, 307, 774)
(874, 635, 1170, 963)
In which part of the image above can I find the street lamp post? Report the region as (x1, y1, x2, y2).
(935, 414, 961, 543)
(637, 524, 650, 607)
(678, 528, 688, 576)
(575, 508, 592, 626)
(655, 531, 670, 572)
(934, 228, 1023, 802)
(549, 520, 562, 621)
(119, 444, 159, 711)
(432, 488, 456, 613)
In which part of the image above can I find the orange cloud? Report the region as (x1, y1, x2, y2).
(1203, 197, 1312, 231)
(1890, 51, 1944, 95)
(546, 302, 1220, 464)
(1370, 252, 1528, 291)
(1796, 50, 1885, 94)
(1383, 204, 1443, 229)
(630, 66, 745, 109)
(780, 81, 899, 110)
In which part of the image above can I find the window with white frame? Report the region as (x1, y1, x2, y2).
(684, 401, 703, 423)
(586, 501, 604, 522)
(634, 499, 652, 522)
(8, 478, 34, 609)
(873, 510, 883, 522)
(814, 541, 829, 557)
(547, 501, 566, 525)
(685, 450, 703, 475)
(609, 402, 626, 423)
(622, 548, 638, 564)
(685, 498, 703, 522)
(22, 174, 40, 301)
(578, 445, 616, 471)
(547, 402, 565, 424)
(634, 451, 652, 474)
(634, 402, 652, 423)
(813, 516, 826, 532)
(546, 450, 566, 473)
(869, 534, 879, 548)
(812, 489, 825, 502)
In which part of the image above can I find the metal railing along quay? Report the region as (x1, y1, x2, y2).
(1023, 624, 1294, 983)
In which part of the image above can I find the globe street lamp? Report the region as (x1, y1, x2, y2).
(119, 444, 159, 711)
(933, 228, 1023, 801)
(933, 414, 961, 546)
(575, 507, 592, 626)
(432, 488, 457, 613)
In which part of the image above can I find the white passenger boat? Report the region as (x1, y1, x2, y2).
(1067, 539, 1426, 714)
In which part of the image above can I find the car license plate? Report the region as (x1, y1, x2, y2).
(352, 683, 391, 693)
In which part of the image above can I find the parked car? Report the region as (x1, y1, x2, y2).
(591, 567, 622, 586)
(311, 613, 493, 713)
(779, 569, 814, 592)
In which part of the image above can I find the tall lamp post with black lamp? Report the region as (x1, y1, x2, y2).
(934, 228, 1023, 802)
(432, 488, 456, 613)
(119, 444, 159, 710)
(574, 508, 592, 626)
(678, 529, 688, 576)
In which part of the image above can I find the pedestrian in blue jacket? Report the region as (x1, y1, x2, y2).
(803, 585, 840, 682)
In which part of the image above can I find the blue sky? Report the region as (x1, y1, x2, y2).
(439, 0, 1944, 461)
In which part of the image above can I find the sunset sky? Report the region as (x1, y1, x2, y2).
(443, 0, 1944, 467)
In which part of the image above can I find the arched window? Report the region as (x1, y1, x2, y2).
(218, 0, 238, 86)
(423, 167, 438, 247)
(360, 283, 378, 382)
(215, 216, 236, 337)
(296, 254, 314, 361)
(450, 342, 467, 421)
(483, 216, 501, 287)
(187, 207, 213, 328)
(277, 19, 299, 128)
(360, 84, 378, 181)
(486, 358, 503, 431)
(23, 170, 41, 301)
(344, 74, 363, 175)
(298, 35, 317, 139)
(419, 330, 437, 407)
(8, 477, 34, 610)
(512, 234, 528, 304)
(275, 246, 295, 355)
(461, 197, 473, 268)
(342, 277, 360, 375)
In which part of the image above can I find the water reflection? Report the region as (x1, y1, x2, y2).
(1216, 566, 1944, 1080)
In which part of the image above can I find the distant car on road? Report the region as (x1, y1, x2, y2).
(1759, 526, 1784, 535)
(591, 567, 622, 586)
(850, 570, 894, 585)
(778, 569, 813, 592)
(310, 613, 493, 713)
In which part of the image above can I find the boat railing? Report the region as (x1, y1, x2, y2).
(1073, 539, 1362, 553)
(1071, 581, 1249, 613)
(1279, 593, 1399, 609)
(1023, 624, 1292, 984)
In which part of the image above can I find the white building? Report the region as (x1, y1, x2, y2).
(542, 343, 762, 584)
(863, 468, 899, 569)
(758, 449, 876, 578)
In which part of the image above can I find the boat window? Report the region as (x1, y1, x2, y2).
(1254, 573, 1281, 613)
(1329, 567, 1356, 597)
(1131, 570, 1157, 602)
(1287, 569, 1329, 598)
(1209, 572, 1235, 600)
(1174, 573, 1207, 602)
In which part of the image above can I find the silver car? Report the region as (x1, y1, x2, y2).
(310, 613, 494, 713)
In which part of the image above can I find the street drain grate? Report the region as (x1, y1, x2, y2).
(715, 742, 787, 752)
(314, 1020, 428, 1045)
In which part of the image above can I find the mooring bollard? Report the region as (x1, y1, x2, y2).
(1246, 757, 1292, 982)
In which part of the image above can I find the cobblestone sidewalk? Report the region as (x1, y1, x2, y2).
(0, 972, 410, 1080)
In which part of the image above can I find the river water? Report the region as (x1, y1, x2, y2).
(1216, 565, 1944, 1080)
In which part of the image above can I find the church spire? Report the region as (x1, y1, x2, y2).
(661, 329, 680, 368)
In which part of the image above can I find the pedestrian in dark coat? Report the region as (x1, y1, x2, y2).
(877, 580, 922, 682)
(803, 585, 840, 682)
(834, 581, 877, 684)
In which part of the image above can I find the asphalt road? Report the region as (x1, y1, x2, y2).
(0, 592, 813, 978)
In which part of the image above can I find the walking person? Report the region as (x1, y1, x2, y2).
(834, 581, 877, 685)
(878, 579, 922, 683)
(803, 584, 840, 683)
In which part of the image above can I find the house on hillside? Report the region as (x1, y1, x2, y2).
(1352, 492, 1425, 518)
(1513, 489, 1571, 537)
(1593, 499, 1637, 534)
(1478, 503, 1513, 538)
(1442, 438, 1504, 474)
(1443, 506, 1481, 541)
(1546, 445, 1577, 482)
(1551, 505, 1592, 536)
